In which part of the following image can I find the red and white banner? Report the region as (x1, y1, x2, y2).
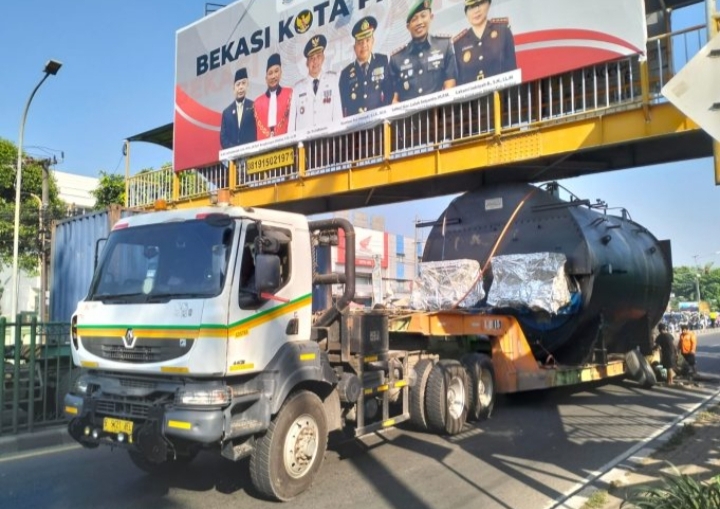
(335, 226, 388, 268)
(174, 0, 647, 171)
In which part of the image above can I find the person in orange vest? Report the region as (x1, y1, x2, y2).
(678, 324, 697, 378)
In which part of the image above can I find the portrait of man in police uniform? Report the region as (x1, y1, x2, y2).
(253, 53, 293, 140)
(389, 0, 458, 103)
(288, 34, 343, 132)
(339, 16, 393, 117)
(220, 68, 257, 149)
(453, 0, 517, 85)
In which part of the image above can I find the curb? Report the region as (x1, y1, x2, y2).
(551, 384, 720, 509)
(0, 425, 76, 459)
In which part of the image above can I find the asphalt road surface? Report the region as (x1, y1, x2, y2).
(2, 332, 719, 509)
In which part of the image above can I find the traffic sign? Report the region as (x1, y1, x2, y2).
(662, 33, 720, 143)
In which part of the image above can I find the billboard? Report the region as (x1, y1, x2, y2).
(335, 226, 388, 268)
(174, 0, 647, 171)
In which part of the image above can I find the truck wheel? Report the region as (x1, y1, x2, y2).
(625, 350, 643, 380)
(626, 350, 657, 387)
(639, 356, 657, 389)
(127, 448, 197, 475)
(409, 359, 434, 431)
(250, 390, 328, 501)
(461, 353, 496, 421)
(425, 360, 469, 436)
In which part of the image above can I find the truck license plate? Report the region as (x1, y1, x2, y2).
(103, 417, 133, 435)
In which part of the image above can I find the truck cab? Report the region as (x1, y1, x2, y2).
(65, 206, 340, 500)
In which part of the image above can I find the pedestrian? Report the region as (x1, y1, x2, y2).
(339, 16, 393, 117)
(220, 67, 257, 149)
(389, 0, 458, 103)
(253, 53, 293, 140)
(678, 323, 697, 379)
(654, 323, 677, 385)
(453, 0, 517, 85)
(289, 34, 343, 132)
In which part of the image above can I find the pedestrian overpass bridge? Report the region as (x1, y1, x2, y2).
(125, 15, 716, 216)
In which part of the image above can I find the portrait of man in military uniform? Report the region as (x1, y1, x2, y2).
(389, 0, 458, 103)
(289, 34, 343, 132)
(253, 53, 293, 140)
(220, 67, 257, 149)
(453, 0, 517, 85)
(339, 16, 393, 117)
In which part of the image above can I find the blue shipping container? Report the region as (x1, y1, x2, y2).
(49, 206, 136, 323)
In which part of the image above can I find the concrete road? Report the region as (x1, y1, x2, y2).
(1, 333, 718, 509)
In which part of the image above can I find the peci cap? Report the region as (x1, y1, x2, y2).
(234, 68, 248, 83)
(266, 53, 281, 70)
(407, 0, 432, 23)
(465, 0, 490, 8)
(352, 16, 377, 41)
(304, 34, 327, 58)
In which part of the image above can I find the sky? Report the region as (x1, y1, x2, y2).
(1, 0, 719, 268)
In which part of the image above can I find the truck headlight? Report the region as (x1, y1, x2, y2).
(175, 387, 232, 407)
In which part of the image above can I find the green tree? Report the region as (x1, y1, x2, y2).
(671, 266, 720, 310)
(90, 171, 126, 208)
(0, 138, 64, 273)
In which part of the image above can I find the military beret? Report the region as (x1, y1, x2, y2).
(266, 53, 281, 70)
(304, 35, 327, 57)
(407, 0, 432, 23)
(234, 68, 248, 83)
(352, 16, 377, 41)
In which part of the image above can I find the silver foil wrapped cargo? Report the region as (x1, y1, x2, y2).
(411, 259, 485, 310)
(486, 252, 571, 314)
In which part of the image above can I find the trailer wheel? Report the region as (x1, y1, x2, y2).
(250, 390, 328, 501)
(462, 353, 496, 421)
(639, 355, 657, 389)
(425, 360, 469, 436)
(409, 359, 434, 431)
(625, 350, 643, 380)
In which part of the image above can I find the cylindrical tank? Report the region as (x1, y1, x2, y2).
(423, 183, 672, 364)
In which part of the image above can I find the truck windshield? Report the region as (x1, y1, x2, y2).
(87, 219, 234, 303)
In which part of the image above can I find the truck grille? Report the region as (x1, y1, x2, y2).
(82, 337, 194, 364)
(100, 345, 159, 362)
(95, 396, 151, 419)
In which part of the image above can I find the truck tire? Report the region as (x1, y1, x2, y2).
(624, 350, 643, 380)
(639, 355, 657, 389)
(409, 359, 434, 431)
(250, 390, 328, 501)
(425, 360, 469, 436)
(461, 353, 496, 421)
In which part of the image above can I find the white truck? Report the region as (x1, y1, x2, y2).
(64, 188, 664, 500)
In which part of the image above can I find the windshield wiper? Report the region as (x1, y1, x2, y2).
(146, 293, 210, 303)
(96, 293, 148, 303)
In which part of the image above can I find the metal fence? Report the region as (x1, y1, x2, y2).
(1, 317, 75, 436)
(126, 24, 707, 208)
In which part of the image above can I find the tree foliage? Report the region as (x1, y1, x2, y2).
(671, 264, 720, 310)
(0, 137, 64, 273)
(90, 171, 125, 208)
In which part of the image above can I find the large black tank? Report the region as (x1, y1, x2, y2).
(423, 183, 672, 364)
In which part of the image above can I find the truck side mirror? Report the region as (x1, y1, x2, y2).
(255, 254, 281, 294)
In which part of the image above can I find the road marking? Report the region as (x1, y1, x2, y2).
(544, 385, 720, 509)
(0, 443, 81, 464)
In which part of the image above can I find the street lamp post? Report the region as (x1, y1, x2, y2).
(10, 59, 62, 322)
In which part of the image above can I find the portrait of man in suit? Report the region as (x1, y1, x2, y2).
(220, 67, 257, 149)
